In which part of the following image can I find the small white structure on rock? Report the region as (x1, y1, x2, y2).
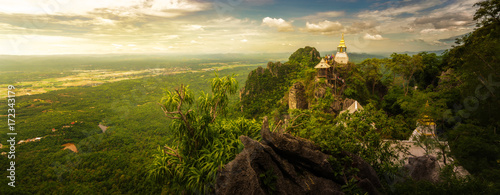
(314, 59, 331, 78)
(340, 100, 363, 114)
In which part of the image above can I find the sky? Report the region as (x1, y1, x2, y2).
(0, 0, 482, 55)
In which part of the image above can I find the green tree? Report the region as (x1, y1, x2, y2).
(413, 52, 443, 89)
(360, 58, 385, 95)
(436, 0, 500, 191)
(473, 0, 500, 27)
(149, 74, 261, 193)
(287, 46, 322, 68)
(389, 53, 424, 96)
(342, 64, 371, 104)
(287, 104, 405, 178)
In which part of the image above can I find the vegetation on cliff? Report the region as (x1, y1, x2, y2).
(223, 1, 500, 193)
(240, 47, 321, 118)
(149, 74, 261, 194)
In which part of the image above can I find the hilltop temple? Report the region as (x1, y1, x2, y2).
(314, 33, 350, 78)
(314, 33, 352, 97)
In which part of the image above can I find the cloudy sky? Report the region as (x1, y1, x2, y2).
(0, 0, 481, 55)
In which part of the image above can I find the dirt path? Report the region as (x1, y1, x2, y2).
(98, 124, 108, 133)
(62, 143, 78, 153)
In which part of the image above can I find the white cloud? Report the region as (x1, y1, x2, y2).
(355, 0, 478, 36)
(420, 28, 448, 34)
(262, 17, 294, 32)
(431, 40, 448, 46)
(161, 35, 180, 39)
(298, 11, 345, 20)
(17, 35, 88, 42)
(345, 21, 379, 34)
(303, 20, 343, 34)
(0, 0, 211, 17)
(363, 33, 385, 40)
(358, 0, 444, 20)
(414, 12, 473, 29)
(410, 0, 478, 32)
(184, 25, 204, 31)
(0, 0, 479, 55)
(149, 0, 208, 12)
(94, 17, 116, 26)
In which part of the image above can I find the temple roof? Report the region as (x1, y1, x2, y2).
(314, 58, 331, 69)
(340, 101, 363, 114)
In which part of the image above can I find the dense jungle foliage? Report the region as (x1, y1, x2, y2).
(1, 0, 499, 194)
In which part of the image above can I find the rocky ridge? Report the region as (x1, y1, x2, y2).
(215, 117, 382, 195)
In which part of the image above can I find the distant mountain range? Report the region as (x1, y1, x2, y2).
(0, 49, 448, 68)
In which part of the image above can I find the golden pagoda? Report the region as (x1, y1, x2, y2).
(334, 33, 349, 64)
(418, 101, 436, 126)
(409, 101, 436, 141)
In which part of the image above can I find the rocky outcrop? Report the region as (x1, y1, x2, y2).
(215, 117, 382, 195)
(313, 77, 331, 99)
(404, 155, 440, 183)
(288, 46, 321, 68)
(267, 61, 283, 77)
(289, 82, 308, 110)
(437, 68, 460, 91)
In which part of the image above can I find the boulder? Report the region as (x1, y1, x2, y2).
(404, 155, 440, 183)
(215, 117, 382, 195)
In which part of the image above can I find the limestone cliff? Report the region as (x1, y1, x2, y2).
(288, 82, 308, 109)
(240, 47, 321, 118)
(287, 77, 355, 114)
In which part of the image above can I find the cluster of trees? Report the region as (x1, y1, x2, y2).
(364, 2, 500, 191)
(148, 74, 261, 194)
(0, 64, 255, 194)
(205, 0, 499, 193)
(1, 1, 497, 194)
(240, 47, 321, 118)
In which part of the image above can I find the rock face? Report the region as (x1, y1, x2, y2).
(289, 82, 308, 110)
(313, 77, 331, 99)
(311, 78, 356, 114)
(215, 117, 382, 195)
(404, 155, 440, 183)
(267, 61, 282, 77)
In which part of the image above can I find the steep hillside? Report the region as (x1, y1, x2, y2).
(240, 47, 321, 118)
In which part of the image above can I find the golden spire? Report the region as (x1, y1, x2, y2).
(338, 33, 346, 48)
(420, 100, 436, 126)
